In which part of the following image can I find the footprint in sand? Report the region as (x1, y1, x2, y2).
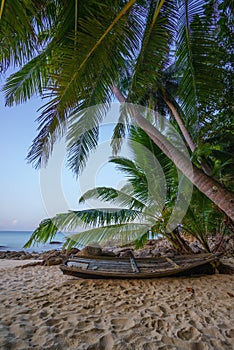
(143, 318, 156, 329)
(46, 318, 59, 327)
(177, 326, 201, 341)
(141, 342, 158, 350)
(39, 310, 48, 318)
(152, 305, 169, 316)
(98, 333, 115, 350)
(111, 318, 135, 331)
(225, 328, 234, 339)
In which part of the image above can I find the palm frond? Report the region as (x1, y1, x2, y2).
(109, 156, 150, 202)
(48, 0, 142, 113)
(66, 127, 99, 177)
(24, 0, 144, 168)
(58, 0, 137, 102)
(64, 222, 150, 248)
(111, 121, 128, 156)
(24, 207, 145, 248)
(0, 0, 36, 71)
(176, 0, 225, 135)
(1, 0, 76, 100)
(127, 0, 177, 101)
(110, 103, 131, 155)
(110, 0, 177, 153)
(23, 218, 58, 248)
(129, 125, 194, 228)
(129, 126, 178, 190)
(26, 99, 67, 168)
(55, 208, 142, 229)
(3, 52, 51, 106)
(0, 0, 5, 18)
(65, 103, 110, 176)
(79, 186, 146, 211)
(176, 0, 204, 122)
(181, 189, 230, 252)
(109, 156, 143, 179)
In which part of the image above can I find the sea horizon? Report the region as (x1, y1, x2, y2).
(0, 230, 66, 253)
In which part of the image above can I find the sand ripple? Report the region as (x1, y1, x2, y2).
(0, 264, 233, 349)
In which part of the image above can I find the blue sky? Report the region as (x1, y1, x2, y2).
(0, 91, 47, 230)
(0, 80, 125, 231)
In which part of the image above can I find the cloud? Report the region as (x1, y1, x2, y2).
(12, 219, 18, 225)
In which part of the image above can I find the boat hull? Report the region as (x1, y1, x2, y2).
(60, 253, 221, 279)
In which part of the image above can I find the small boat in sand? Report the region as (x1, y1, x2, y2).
(60, 253, 221, 279)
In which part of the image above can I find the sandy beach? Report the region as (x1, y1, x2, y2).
(0, 261, 233, 350)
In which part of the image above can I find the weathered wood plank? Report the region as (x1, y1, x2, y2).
(61, 253, 222, 279)
(130, 257, 140, 273)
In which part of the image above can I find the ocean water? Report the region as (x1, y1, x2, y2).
(0, 231, 66, 253)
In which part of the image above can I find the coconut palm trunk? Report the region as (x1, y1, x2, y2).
(163, 94, 213, 176)
(112, 86, 234, 221)
(163, 96, 196, 152)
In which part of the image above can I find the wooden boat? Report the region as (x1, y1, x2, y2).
(60, 253, 221, 279)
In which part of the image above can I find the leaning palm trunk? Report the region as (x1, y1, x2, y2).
(165, 228, 193, 254)
(163, 96, 196, 152)
(112, 86, 234, 221)
(163, 95, 212, 176)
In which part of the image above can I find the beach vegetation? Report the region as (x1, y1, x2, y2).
(24, 127, 232, 253)
(1, 0, 233, 248)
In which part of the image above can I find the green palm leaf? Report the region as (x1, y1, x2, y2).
(129, 126, 178, 198)
(0, 0, 36, 70)
(57, 208, 142, 229)
(79, 186, 146, 211)
(26, 100, 67, 168)
(64, 222, 151, 248)
(111, 0, 177, 153)
(176, 0, 225, 135)
(23, 218, 58, 248)
(24, 207, 145, 248)
(66, 102, 110, 176)
(58, 0, 137, 103)
(0, 0, 5, 18)
(22, 1, 143, 168)
(127, 0, 176, 101)
(3, 53, 52, 106)
(182, 189, 229, 252)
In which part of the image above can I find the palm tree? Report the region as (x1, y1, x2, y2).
(1, 0, 234, 219)
(25, 127, 231, 252)
(24, 126, 192, 252)
(25, 126, 230, 253)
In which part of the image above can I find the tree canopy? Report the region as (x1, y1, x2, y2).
(1, 0, 233, 227)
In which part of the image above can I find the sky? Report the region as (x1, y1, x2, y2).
(0, 89, 47, 230)
(0, 80, 125, 231)
(0, 75, 194, 233)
